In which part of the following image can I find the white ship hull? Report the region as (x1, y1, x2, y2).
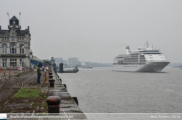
(112, 62, 170, 72)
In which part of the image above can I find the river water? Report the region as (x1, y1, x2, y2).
(58, 67, 182, 114)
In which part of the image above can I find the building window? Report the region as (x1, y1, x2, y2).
(2, 44, 7, 54)
(20, 59, 24, 66)
(10, 44, 17, 54)
(12, 37, 15, 42)
(10, 59, 17, 67)
(3, 59, 7, 67)
(20, 44, 24, 54)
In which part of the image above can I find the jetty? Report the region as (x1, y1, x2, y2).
(0, 67, 87, 119)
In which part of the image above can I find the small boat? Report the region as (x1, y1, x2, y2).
(83, 65, 92, 68)
(58, 64, 79, 73)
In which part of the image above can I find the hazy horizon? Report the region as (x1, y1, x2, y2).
(0, 0, 182, 63)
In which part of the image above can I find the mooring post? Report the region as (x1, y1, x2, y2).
(49, 79, 55, 87)
(72, 97, 79, 106)
(49, 72, 52, 76)
(63, 84, 67, 89)
(47, 96, 61, 113)
(49, 75, 53, 79)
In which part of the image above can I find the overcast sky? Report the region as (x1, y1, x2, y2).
(0, 0, 182, 63)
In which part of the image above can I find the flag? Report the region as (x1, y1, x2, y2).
(19, 12, 21, 15)
(7, 12, 9, 16)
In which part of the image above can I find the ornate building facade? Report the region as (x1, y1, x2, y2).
(0, 16, 31, 68)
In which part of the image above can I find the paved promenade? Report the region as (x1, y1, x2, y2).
(49, 68, 87, 119)
(0, 68, 88, 120)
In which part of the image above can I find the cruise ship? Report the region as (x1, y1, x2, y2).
(113, 43, 170, 72)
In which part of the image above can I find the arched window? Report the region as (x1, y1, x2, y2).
(12, 37, 15, 42)
(2, 44, 7, 54)
(10, 44, 16, 54)
(20, 44, 24, 54)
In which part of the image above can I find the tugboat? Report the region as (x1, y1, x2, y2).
(58, 63, 79, 73)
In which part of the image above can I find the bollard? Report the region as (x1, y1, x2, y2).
(49, 72, 53, 75)
(49, 75, 53, 79)
(72, 97, 79, 106)
(49, 79, 55, 87)
(47, 96, 61, 113)
(63, 84, 67, 89)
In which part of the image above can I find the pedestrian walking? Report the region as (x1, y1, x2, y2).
(37, 64, 41, 84)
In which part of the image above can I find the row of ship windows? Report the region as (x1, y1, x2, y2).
(129, 56, 145, 58)
(123, 61, 146, 63)
(119, 59, 146, 61)
(144, 53, 161, 54)
(149, 57, 163, 59)
(114, 63, 146, 65)
(124, 58, 145, 60)
(130, 56, 138, 57)
(124, 58, 138, 60)
(124, 60, 146, 61)
(130, 55, 145, 57)
(124, 60, 145, 62)
(139, 51, 159, 52)
(124, 58, 146, 59)
(118, 59, 145, 62)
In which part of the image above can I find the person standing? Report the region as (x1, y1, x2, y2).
(42, 65, 44, 71)
(37, 64, 41, 84)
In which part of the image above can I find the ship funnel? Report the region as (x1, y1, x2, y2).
(125, 45, 131, 54)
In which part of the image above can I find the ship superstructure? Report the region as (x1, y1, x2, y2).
(113, 43, 170, 72)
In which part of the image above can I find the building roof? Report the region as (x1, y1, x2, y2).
(31, 56, 44, 63)
(1, 30, 9, 37)
(10, 16, 19, 21)
(17, 30, 26, 36)
(0, 30, 26, 37)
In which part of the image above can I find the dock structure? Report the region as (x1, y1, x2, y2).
(0, 67, 87, 119)
(49, 68, 87, 119)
